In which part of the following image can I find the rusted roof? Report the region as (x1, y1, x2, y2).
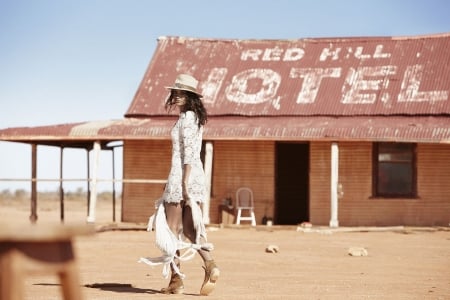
(1, 34, 450, 145)
(1, 116, 449, 145)
(127, 34, 450, 117)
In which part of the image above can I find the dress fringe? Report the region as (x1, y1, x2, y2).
(138, 199, 213, 278)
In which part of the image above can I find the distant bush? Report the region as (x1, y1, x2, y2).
(1, 189, 13, 198)
(14, 189, 28, 200)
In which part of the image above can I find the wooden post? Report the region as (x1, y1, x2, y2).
(86, 149, 90, 216)
(60, 147, 65, 222)
(30, 144, 37, 223)
(111, 148, 116, 222)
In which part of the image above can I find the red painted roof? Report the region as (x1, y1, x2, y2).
(1, 34, 450, 145)
(127, 34, 450, 117)
(1, 116, 449, 146)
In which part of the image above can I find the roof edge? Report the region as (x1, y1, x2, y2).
(157, 32, 450, 43)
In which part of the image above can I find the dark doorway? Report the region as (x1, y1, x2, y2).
(275, 142, 309, 225)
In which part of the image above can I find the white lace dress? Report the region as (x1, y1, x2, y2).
(161, 111, 207, 204)
(139, 111, 211, 278)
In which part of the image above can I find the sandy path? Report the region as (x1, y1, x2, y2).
(1, 198, 449, 299)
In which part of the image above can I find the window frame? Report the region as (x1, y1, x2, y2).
(372, 142, 417, 198)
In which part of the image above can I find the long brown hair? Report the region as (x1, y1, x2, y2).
(165, 90, 208, 128)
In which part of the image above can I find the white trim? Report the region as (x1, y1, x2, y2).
(203, 142, 213, 224)
(329, 142, 339, 228)
(87, 141, 101, 223)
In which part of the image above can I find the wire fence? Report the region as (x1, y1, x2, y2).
(0, 178, 167, 184)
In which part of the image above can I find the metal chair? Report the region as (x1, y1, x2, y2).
(235, 187, 256, 226)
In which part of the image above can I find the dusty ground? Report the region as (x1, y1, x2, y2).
(1, 196, 449, 300)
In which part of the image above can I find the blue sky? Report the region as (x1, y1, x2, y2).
(1, 0, 449, 192)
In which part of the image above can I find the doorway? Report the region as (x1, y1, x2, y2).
(275, 142, 309, 225)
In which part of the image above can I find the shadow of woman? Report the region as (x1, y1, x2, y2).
(37, 282, 202, 296)
(84, 282, 160, 294)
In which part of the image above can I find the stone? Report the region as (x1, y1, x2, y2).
(348, 247, 368, 256)
(265, 245, 279, 253)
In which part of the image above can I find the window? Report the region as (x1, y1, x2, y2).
(373, 143, 416, 198)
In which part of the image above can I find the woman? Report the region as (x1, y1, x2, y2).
(158, 74, 219, 295)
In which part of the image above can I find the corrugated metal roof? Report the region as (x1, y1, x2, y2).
(126, 34, 450, 117)
(1, 34, 449, 145)
(1, 116, 449, 144)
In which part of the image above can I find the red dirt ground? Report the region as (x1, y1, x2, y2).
(1, 197, 449, 299)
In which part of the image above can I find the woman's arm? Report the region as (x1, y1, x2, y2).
(181, 111, 197, 205)
(182, 163, 192, 204)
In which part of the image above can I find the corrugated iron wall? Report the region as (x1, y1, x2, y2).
(122, 139, 171, 223)
(416, 143, 450, 225)
(122, 139, 275, 224)
(336, 142, 376, 225)
(309, 142, 332, 224)
(121, 139, 450, 226)
(309, 141, 450, 226)
(209, 140, 275, 224)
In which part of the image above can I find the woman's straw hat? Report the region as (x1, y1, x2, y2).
(165, 74, 203, 97)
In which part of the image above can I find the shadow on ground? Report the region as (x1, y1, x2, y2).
(84, 283, 160, 294)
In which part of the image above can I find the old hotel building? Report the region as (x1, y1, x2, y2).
(1, 33, 449, 226)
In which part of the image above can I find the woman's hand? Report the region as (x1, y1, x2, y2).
(182, 182, 191, 206)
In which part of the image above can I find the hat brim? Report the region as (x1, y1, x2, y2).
(165, 86, 203, 98)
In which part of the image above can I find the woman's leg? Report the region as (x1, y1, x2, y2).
(182, 203, 211, 260)
(165, 202, 183, 236)
(182, 203, 220, 295)
(161, 202, 184, 294)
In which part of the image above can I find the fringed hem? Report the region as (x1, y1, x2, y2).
(139, 198, 213, 278)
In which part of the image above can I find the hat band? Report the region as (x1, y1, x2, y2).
(174, 82, 197, 93)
